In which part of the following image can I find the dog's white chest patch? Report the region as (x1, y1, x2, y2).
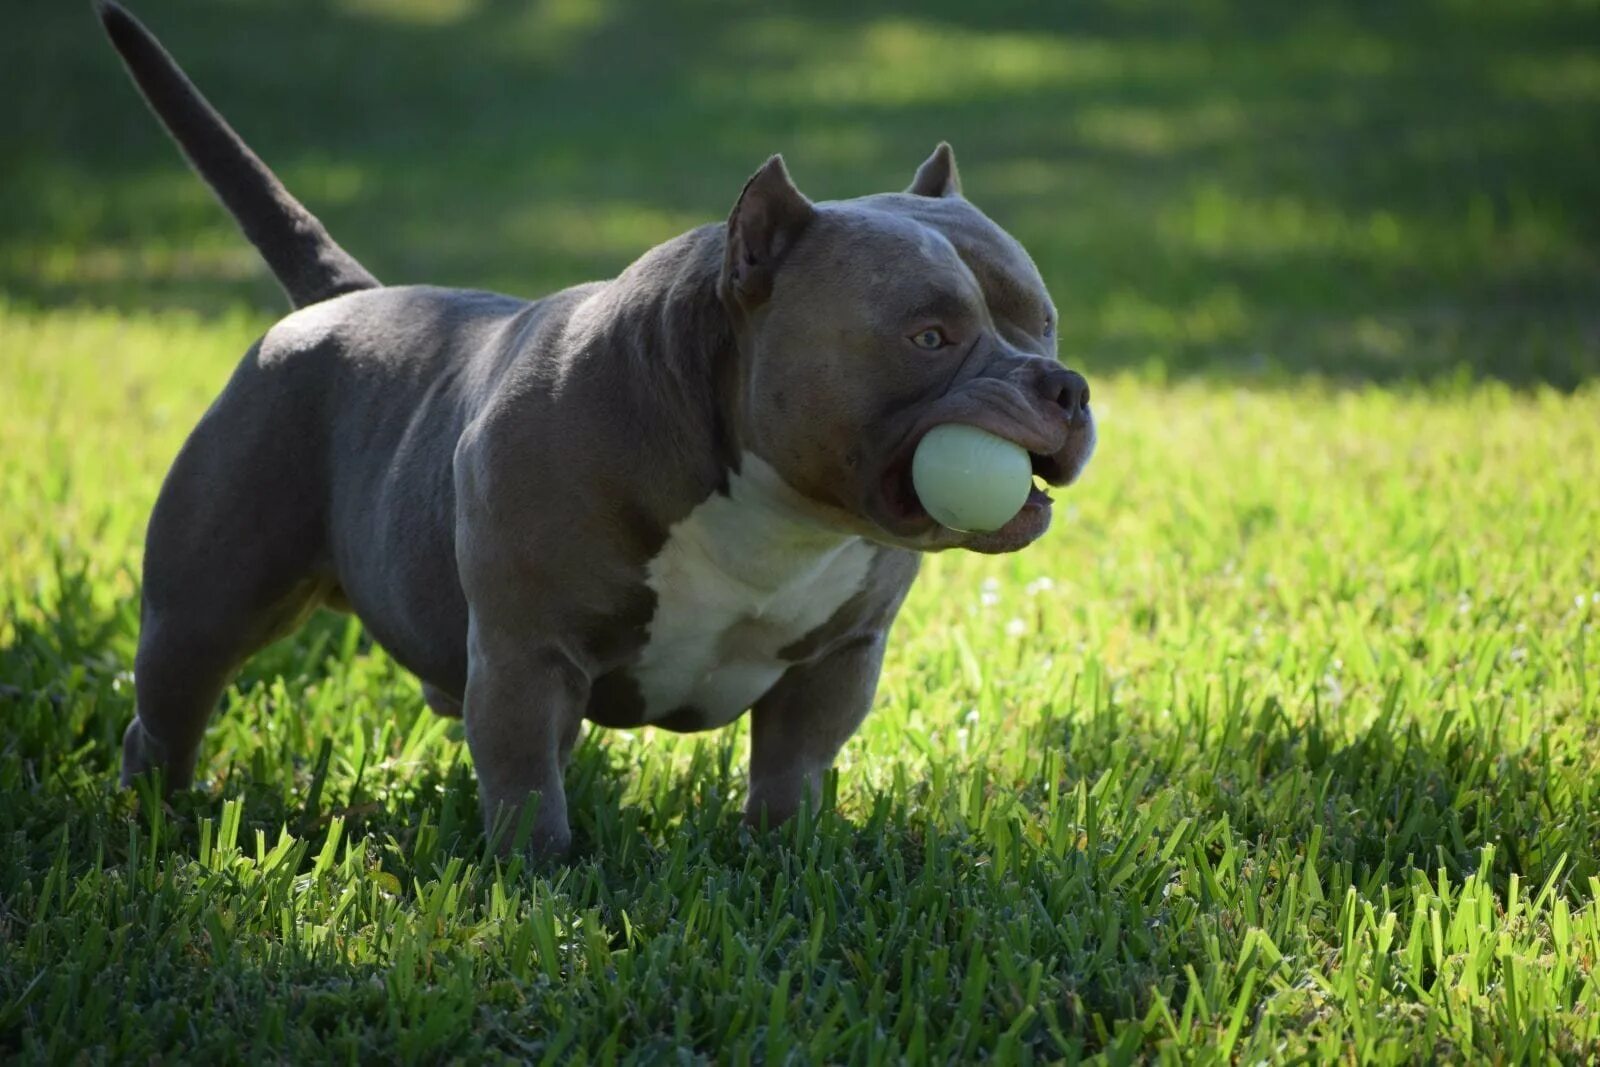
(630, 456, 874, 727)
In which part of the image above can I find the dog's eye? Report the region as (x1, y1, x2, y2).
(910, 328, 948, 350)
(1043, 315, 1054, 337)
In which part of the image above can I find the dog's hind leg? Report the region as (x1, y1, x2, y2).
(421, 682, 463, 718)
(123, 577, 325, 792)
(121, 360, 329, 792)
(124, 606, 317, 789)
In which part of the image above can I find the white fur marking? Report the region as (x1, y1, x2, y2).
(632, 456, 874, 726)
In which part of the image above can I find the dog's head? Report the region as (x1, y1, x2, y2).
(718, 146, 1095, 553)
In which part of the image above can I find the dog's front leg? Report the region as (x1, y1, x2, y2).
(745, 634, 887, 828)
(463, 621, 586, 857)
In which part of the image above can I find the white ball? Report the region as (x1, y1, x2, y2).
(911, 424, 1032, 533)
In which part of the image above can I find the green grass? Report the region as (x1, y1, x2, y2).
(4, 0, 1600, 1062)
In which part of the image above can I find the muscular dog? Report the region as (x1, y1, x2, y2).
(99, 2, 1095, 854)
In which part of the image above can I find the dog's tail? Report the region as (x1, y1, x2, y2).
(95, 1, 379, 308)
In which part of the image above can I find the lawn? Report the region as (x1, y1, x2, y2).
(3, 0, 1599, 1062)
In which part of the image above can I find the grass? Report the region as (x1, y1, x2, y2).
(3, 0, 1600, 1061)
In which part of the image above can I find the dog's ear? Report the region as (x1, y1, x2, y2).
(907, 142, 962, 198)
(722, 155, 814, 312)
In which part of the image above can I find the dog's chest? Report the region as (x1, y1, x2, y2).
(627, 462, 875, 728)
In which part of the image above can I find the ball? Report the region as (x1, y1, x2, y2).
(910, 423, 1033, 533)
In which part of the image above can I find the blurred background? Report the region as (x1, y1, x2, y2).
(6, 0, 1598, 387)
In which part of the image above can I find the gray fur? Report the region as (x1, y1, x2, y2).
(105, 10, 1096, 856)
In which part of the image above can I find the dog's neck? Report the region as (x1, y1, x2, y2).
(564, 224, 746, 493)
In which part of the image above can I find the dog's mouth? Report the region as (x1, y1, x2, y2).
(862, 392, 1096, 553)
(880, 451, 1056, 521)
(876, 443, 1061, 553)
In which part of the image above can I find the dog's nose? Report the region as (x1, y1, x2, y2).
(1039, 364, 1090, 423)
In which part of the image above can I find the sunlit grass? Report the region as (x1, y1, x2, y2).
(1496, 50, 1600, 104)
(4, 0, 1600, 1058)
(701, 18, 1141, 106)
(334, 0, 484, 28)
(3, 301, 1598, 1060)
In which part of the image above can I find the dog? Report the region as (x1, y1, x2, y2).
(98, 1, 1095, 854)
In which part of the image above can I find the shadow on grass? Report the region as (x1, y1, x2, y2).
(1050, 685, 1598, 907)
(0, 549, 723, 892)
(0, 551, 455, 873)
(5, 545, 1595, 913)
(3, 0, 1596, 387)
(3, 554, 1596, 1060)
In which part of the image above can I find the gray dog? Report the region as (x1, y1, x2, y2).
(99, 1, 1095, 854)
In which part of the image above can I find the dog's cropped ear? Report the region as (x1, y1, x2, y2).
(907, 142, 962, 198)
(721, 155, 814, 312)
